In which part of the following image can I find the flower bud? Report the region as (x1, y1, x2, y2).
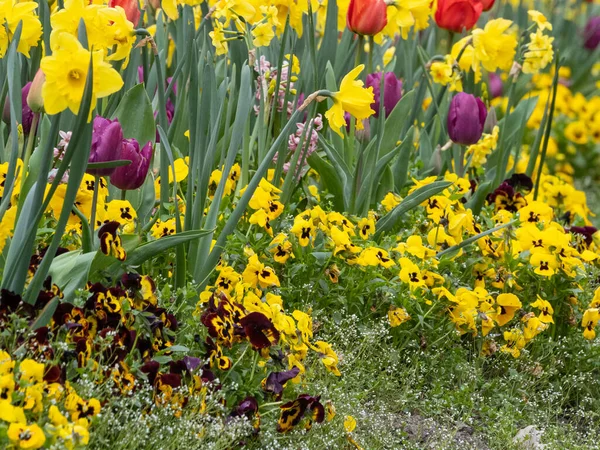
(110, 139, 153, 190)
(435, 0, 483, 33)
(27, 69, 45, 113)
(488, 73, 503, 99)
(583, 16, 600, 50)
(109, 0, 141, 27)
(447, 93, 487, 146)
(347, 0, 387, 36)
(365, 72, 402, 118)
(87, 116, 124, 177)
(3, 82, 35, 134)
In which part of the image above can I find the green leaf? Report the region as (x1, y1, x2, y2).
(374, 180, 452, 238)
(127, 229, 214, 266)
(29, 297, 59, 330)
(380, 90, 415, 156)
(307, 153, 344, 211)
(393, 127, 415, 190)
(112, 84, 156, 145)
(87, 159, 132, 170)
(48, 251, 96, 302)
(437, 220, 518, 259)
(23, 56, 95, 304)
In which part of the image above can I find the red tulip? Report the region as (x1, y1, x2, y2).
(435, 0, 483, 33)
(109, 0, 141, 27)
(481, 0, 495, 11)
(347, 0, 387, 36)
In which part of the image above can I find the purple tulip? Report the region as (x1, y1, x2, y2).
(488, 73, 503, 99)
(584, 16, 600, 50)
(447, 93, 487, 146)
(87, 116, 124, 176)
(110, 139, 153, 190)
(2, 82, 35, 134)
(365, 72, 403, 118)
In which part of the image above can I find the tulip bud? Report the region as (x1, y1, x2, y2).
(435, 0, 483, 33)
(27, 69, 45, 113)
(87, 116, 124, 177)
(109, 0, 141, 27)
(447, 93, 487, 146)
(488, 73, 503, 99)
(3, 82, 35, 135)
(483, 107, 497, 134)
(583, 16, 600, 50)
(481, 0, 495, 11)
(347, 0, 387, 36)
(110, 139, 153, 190)
(365, 72, 402, 118)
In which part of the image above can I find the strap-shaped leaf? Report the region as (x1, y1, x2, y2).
(126, 229, 214, 266)
(437, 220, 518, 259)
(374, 180, 452, 238)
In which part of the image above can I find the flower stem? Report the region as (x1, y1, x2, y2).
(355, 35, 364, 69)
(90, 174, 100, 238)
(20, 113, 40, 194)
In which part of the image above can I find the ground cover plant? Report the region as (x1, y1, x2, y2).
(0, 0, 600, 448)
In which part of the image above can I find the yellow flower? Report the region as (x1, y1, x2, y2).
(388, 307, 410, 327)
(7, 423, 46, 449)
(528, 10, 552, 31)
(530, 296, 554, 323)
(381, 192, 401, 211)
(356, 247, 395, 268)
(242, 254, 280, 289)
(0, 401, 26, 423)
(564, 121, 588, 145)
(252, 22, 275, 47)
(398, 257, 426, 290)
(492, 293, 522, 327)
(104, 200, 137, 233)
(344, 415, 357, 432)
(310, 340, 341, 376)
(582, 308, 599, 340)
(500, 329, 526, 358)
(0, 0, 42, 57)
(291, 218, 315, 247)
(357, 217, 375, 240)
(19, 359, 44, 384)
(379, 0, 432, 40)
(523, 315, 548, 341)
(471, 19, 517, 73)
(430, 60, 453, 85)
(522, 29, 554, 75)
(40, 33, 123, 116)
(325, 65, 375, 137)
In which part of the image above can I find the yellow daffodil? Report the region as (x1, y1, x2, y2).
(324, 65, 375, 137)
(40, 33, 123, 115)
(0, 0, 42, 57)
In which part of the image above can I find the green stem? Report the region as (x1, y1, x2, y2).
(121, 189, 127, 201)
(534, 54, 560, 200)
(20, 113, 40, 194)
(367, 36, 373, 74)
(355, 35, 364, 68)
(90, 174, 100, 237)
(249, 349, 259, 382)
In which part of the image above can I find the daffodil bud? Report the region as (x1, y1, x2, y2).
(27, 69, 45, 113)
